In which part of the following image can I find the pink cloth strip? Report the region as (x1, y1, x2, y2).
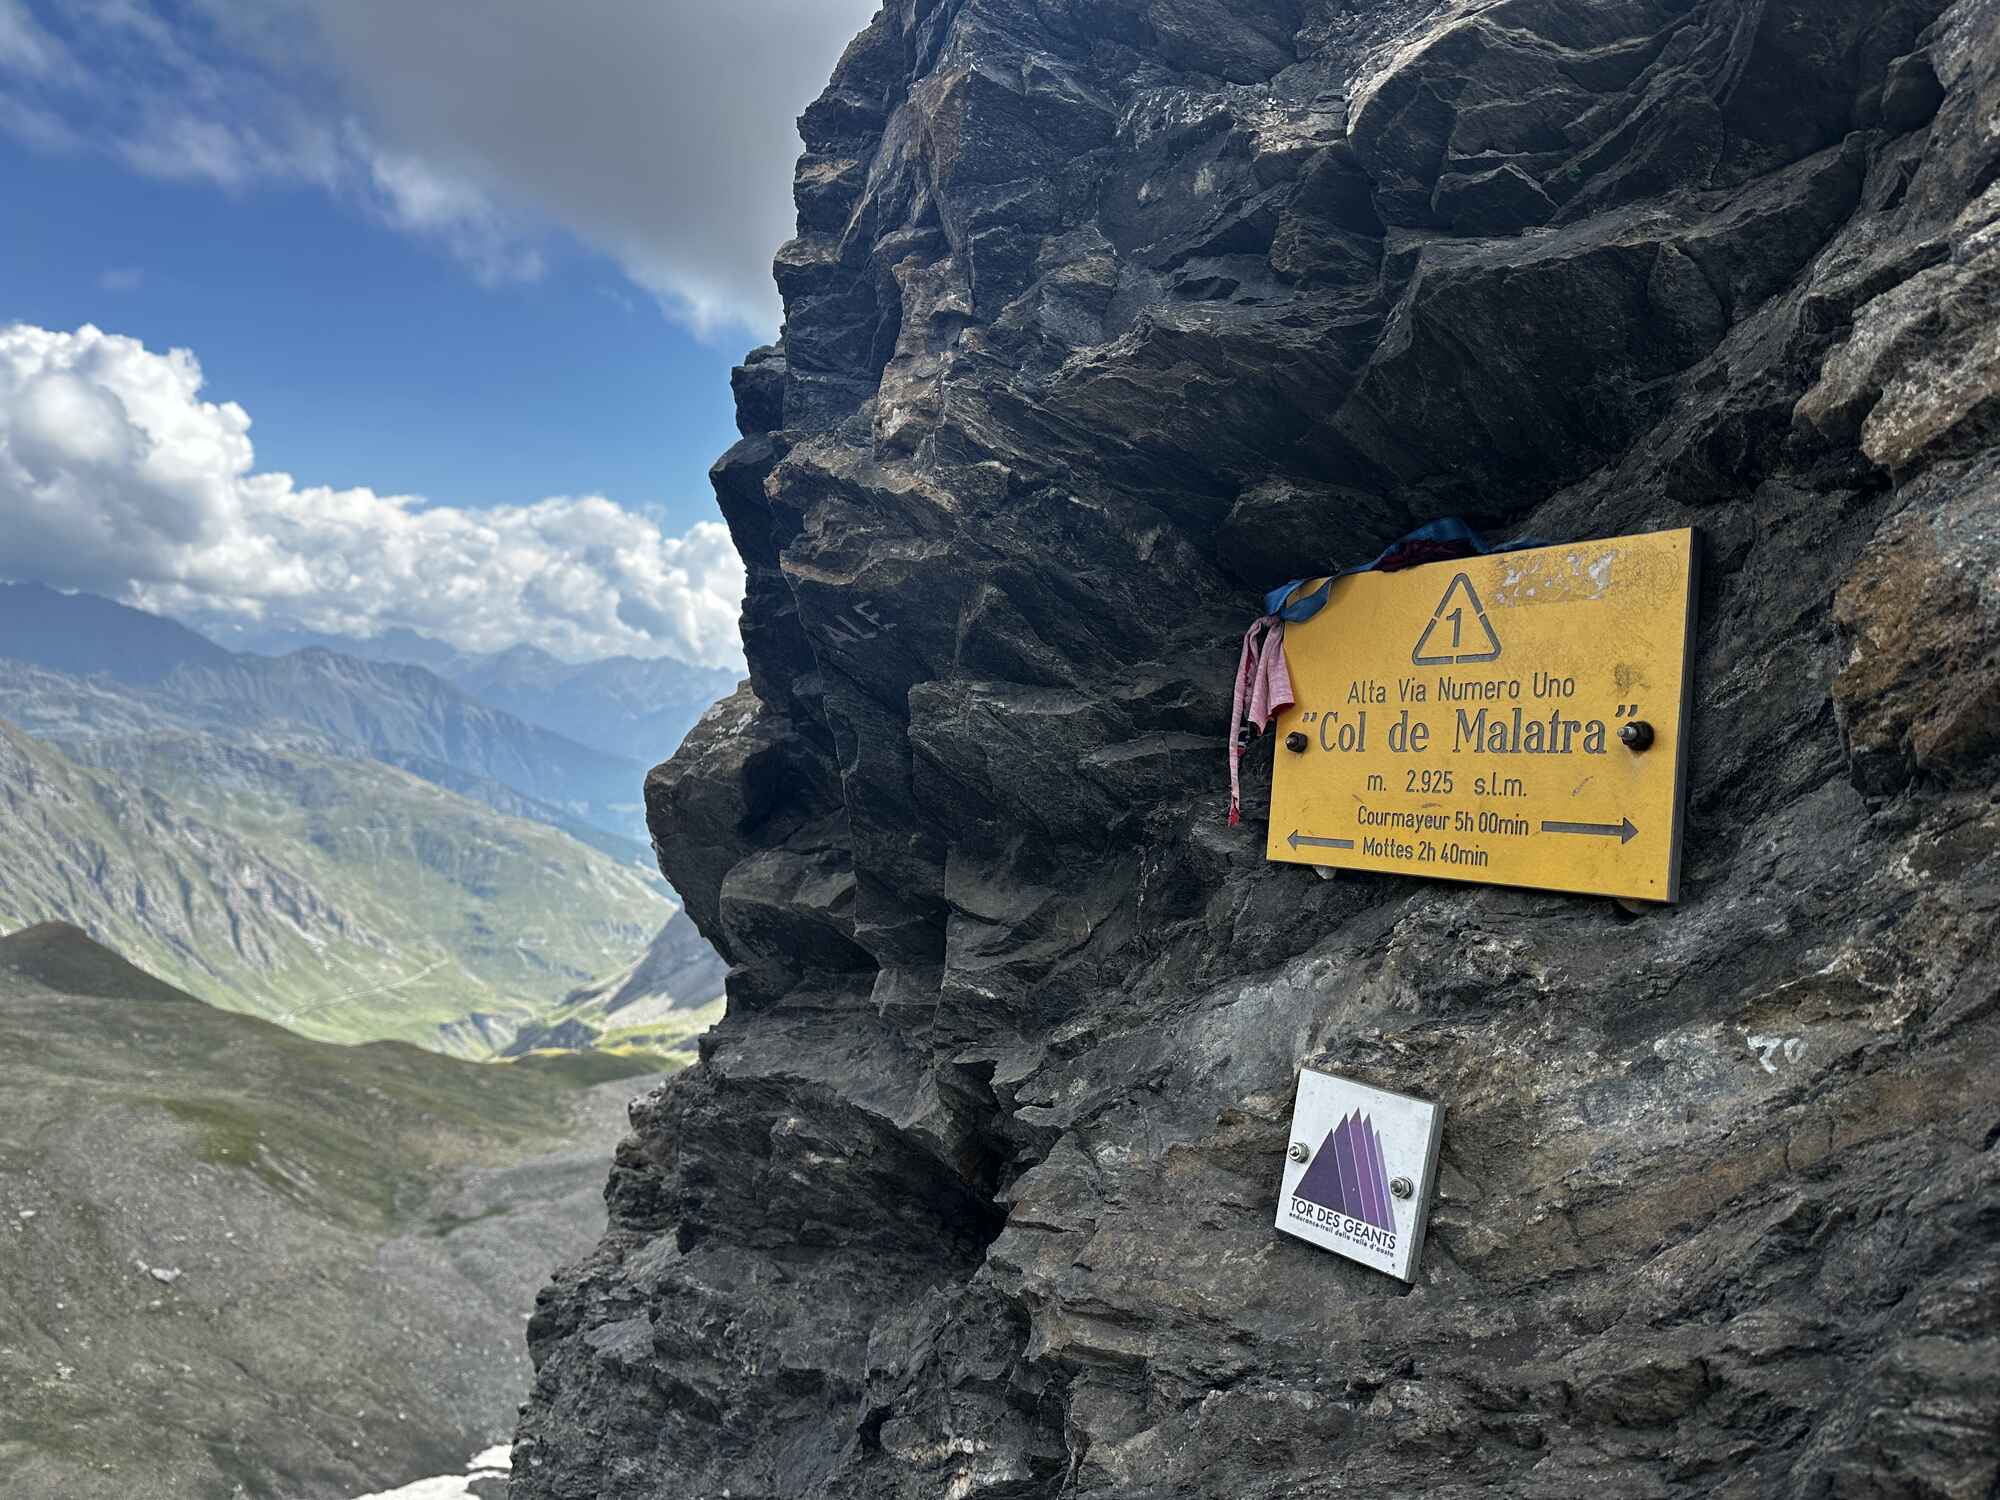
(1228, 613, 1294, 825)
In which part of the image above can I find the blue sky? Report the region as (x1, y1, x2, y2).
(0, 132, 741, 524)
(0, 0, 878, 666)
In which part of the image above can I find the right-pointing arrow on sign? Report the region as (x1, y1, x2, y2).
(1289, 830, 1356, 851)
(1541, 817, 1638, 844)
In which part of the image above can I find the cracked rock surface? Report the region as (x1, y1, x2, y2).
(513, 2, 2000, 1495)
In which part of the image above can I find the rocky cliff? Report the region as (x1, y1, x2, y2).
(515, 2, 2000, 1495)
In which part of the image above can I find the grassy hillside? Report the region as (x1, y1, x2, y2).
(0, 923, 672, 1500)
(0, 719, 675, 1053)
(506, 908, 729, 1058)
(0, 657, 656, 866)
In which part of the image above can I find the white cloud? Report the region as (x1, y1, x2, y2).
(98, 266, 143, 292)
(0, 322, 747, 669)
(0, 91, 79, 152)
(0, 0, 880, 337)
(364, 146, 546, 286)
(300, 0, 880, 336)
(0, 0, 68, 78)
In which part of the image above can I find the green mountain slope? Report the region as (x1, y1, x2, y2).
(0, 719, 674, 1053)
(0, 657, 656, 869)
(0, 922, 668, 1500)
(506, 908, 729, 1057)
(0, 585, 653, 842)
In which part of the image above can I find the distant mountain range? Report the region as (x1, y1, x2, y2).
(0, 580, 235, 683)
(0, 582, 682, 844)
(199, 612, 740, 770)
(0, 921, 670, 1500)
(0, 581, 734, 1055)
(0, 715, 701, 1053)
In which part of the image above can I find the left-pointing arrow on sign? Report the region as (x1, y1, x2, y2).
(1540, 817, 1638, 844)
(1289, 830, 1356, 851)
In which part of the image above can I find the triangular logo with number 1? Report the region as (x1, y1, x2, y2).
(1411, 571, 1501, 665)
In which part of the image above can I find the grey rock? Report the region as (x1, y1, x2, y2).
(518, 1, 2000, 1497)
(732, 343, 789, 437)
(1432, 162, 1556, 236)
(1881, 49, 1948, 133)
(1797, 178, 2000, 472)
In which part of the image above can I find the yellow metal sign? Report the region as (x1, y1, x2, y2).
(1266, 529, 1697, 902)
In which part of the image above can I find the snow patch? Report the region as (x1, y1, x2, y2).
(350, 1446, 511, 1500)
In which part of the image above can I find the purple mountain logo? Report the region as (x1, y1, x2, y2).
(1293, 1110, 1397, 1231)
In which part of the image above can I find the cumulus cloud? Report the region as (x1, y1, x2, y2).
(0, 0, 879, 335)
(0, 323, 746, 669)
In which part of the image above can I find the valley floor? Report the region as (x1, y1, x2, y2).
(0, 923, 676, 1499)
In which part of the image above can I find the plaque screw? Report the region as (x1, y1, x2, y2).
(1619, 720, 1655, 751)
(1284, 731, 1308, 753)
(1390, 1176, 1414, 1200)
(1288, 1141, 1311, 1164)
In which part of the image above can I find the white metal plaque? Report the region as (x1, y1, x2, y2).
(1274, 1068, 1444, 1282)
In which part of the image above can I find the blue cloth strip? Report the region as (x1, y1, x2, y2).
(1262, 518, 1543, 623)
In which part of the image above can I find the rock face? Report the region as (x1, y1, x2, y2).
(516, 2, 2000, 1496)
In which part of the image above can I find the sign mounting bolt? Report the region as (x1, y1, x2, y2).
(1390, 1176, 1414, 1200)
(1288, 1141, 1311, 1164)
(1619, 720, 1654, 751)
(1284, 731, 1308, 753)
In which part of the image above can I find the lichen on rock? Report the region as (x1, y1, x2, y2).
(514, 2, 2000, 1495)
